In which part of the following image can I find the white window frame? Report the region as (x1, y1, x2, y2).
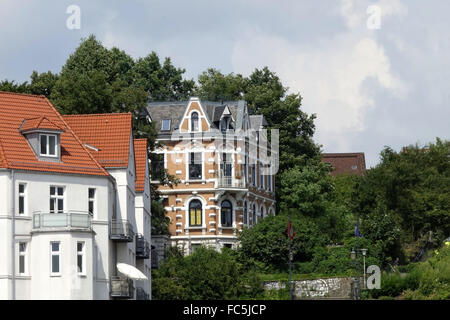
(50, 186, 64, 213)
(161, 119, 171, 131)
(77, 242, 86, 276)
(19, 242, 27, 275)
(50, 241, 61, 276)
(18, 183, 26, 215)
(190, 111, 200, 132)
(40, 133, 58, 157)
(88, 188, 96, 217)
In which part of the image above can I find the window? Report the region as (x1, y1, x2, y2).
(223, 244, 232, 249)
(261, 206, 265, 219)
(19, 242, 27, 275)
(40, 134, 57, 156)
(351, 165, 358, 170)
(252, 204, 257, 225)
(88, 188, 96, 216)
(259, 162, 264, 189)
(189, 153, 202, 180)
(50, 242, 61, 275)
(268, 166, 272, 191)
(244, 156, 248, 184)
(189, 200, 202, 227)
(251, 164, 256, 186)
(243, 202, 248, 226)
(77, 242, 85, 275)
(220, 118, 227, 133)
(50, 186, 64, 213)
(221, 200, 232, 227)
(191, 244, 201, 253)
(191, 112, 199, 132)
(161, 119, 171, 131)
(220, 153, 232, 177)
(18, 183, 26, 215)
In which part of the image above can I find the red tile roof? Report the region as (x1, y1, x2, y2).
(63, 113, 133, 168)
(20, 116, 64, 133)
(134, 139, 148, 192)
(322, 152, 366, 176)
(0, 91, 109, 176)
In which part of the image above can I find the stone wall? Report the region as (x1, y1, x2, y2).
(264, 277, 352, 299)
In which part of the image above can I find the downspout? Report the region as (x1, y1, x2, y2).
(109, 175, 119, 277)
(11, 169, 15, 300)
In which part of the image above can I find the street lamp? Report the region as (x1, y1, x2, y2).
(361, 249, 367, 290)
(350, 248, 356, 299)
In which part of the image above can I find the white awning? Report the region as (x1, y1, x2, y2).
(117, 263, 148, 280)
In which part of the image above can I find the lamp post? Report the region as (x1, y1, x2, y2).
(350, 248, 356, 299)
(361, 249, 367, 290)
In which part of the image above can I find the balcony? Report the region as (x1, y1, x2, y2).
(33, 211, 92, 230)
(136, 287, 150, 300)
(110, 219, 135, 242)
(136, 234, 150, 259)
(217, 176, 246, 189)
(110, 276, 134, 299)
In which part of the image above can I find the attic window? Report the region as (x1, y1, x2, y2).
(161, 119, 171, 131)
(40, 134, 57, 157)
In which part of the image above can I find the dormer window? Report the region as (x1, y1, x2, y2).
(40, 134, 57, 157)
(191, 112, 199, 132)
(161, 119, 171, 131)
(19, 116, 64, 162)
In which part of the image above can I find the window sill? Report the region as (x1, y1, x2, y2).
(50, 274, 62, 277)
(185, 226, 206, 230)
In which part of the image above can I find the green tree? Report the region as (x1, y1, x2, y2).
(152, 246, 262, 299)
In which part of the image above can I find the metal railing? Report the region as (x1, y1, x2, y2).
(110, 276, 134, 299)
(33, 211, 92, 229)
(217, 176, 246, 188)
(136, 287, 150, 300)
(110, 219, 135, 242)
(136, 234, 150, 259)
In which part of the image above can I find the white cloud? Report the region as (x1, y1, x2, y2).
(232, 0, 408, 153)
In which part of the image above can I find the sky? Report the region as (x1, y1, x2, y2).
(1, 0, 449, 168)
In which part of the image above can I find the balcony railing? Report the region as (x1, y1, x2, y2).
(110, 276, 134, 299)
(217, 176, 246, 189)
(136, 287, 150, 300)
(110, 219, 135, 242)
(33, 211, 92, 230)
(136, 234, 150, 259)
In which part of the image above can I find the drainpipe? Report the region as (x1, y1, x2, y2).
(11, 169, 16, 300)
(109, 176, 119, 277)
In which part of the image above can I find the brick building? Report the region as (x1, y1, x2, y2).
(321, 152, 366, 176)
(146, 97, 276, 255)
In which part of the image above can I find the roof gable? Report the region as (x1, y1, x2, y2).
(0, 91, 109, 176)
(20, 116, 65, 133)
(63, 113, 133, 168)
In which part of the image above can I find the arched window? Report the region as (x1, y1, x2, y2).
(243, 201, 248, 226)
(189, 199, 202, 226)
(261, 206, 265, 219)
(191, 112, 199, 132)
(221, 200, 232, 227)
(252, 204, 256, 225)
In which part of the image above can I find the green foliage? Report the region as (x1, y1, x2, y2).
(238, 214, 328, 271)
(352, 138, 450, 264)
(152, 246, 263, 300)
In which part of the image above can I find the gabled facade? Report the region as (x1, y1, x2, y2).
(147, 97, 276, 256)
(0, 92, 151, 300)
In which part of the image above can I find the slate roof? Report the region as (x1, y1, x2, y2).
(63, 113, 133, 168)
(146, 98, 254, 134)
(0, 91, 109, 176)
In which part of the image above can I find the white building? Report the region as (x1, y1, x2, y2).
(0, 92, 151, 300)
